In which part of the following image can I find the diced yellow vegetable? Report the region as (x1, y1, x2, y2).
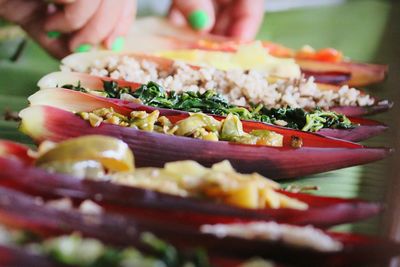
(220, 113, 245, 140)
(130, 110, 159, 131)
(250, 130, 284, 147)
(88, 113, 103, 127)
(175, 113, 221, 136)
(276, 192, 309, 210)
(250, 173, 280, 190)
(264, 188, 281, 209)
(164, 160, 208, 178)
(211, 160, 236, 173)
(224, 183, 259, 209)
(200, 131, 219, 141)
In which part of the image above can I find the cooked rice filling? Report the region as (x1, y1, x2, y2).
(61, 55, 374, 110)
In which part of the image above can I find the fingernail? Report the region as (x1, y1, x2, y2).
(188, 10, 209, 30)
(47, 31, 61, 39)
(74, 44, 92, 53)
(111, 36, 124, 52)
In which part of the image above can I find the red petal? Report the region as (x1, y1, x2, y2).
(19, 105, 391, 179)
(298, 59, 388, 87)
(0, 140, 33, 165)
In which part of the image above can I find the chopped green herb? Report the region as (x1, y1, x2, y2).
(103, 80, 130, 99)
(62, 81, 87, 93)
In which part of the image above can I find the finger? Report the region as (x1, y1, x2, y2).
(45, 0, 101, 33)
(24, 12, 71, 58)
(69, 0, 124, 52)
(226, 0, 264, 41)
(172, 0, 215, 31)
(103, 0, 136, 51)
(211, 3, 232, 36)
(167, 4, 187, 27)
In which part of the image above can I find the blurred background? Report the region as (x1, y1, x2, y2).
(0, 0, 399, 264)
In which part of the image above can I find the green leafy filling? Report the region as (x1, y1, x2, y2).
(63, 81, 354, 132)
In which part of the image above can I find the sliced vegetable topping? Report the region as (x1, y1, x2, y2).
(36, 135, 134, 174)
(76, 108, 285, 147)
(112, 160, 308, 210)
(33, 135, 305, 210)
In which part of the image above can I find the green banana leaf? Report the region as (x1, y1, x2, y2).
(0, 0, 393, 235)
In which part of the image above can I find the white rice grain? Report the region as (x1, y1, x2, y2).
(64, 55, 375, 110)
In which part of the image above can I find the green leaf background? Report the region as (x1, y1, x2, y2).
(0, 0, 394, 234)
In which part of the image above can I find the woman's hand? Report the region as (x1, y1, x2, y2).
(169, 0, 265, 41)
(0, 0, 136, 58)
(45, 0, 135, 53)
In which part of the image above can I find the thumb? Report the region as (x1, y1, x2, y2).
(170, 0, 215, 31)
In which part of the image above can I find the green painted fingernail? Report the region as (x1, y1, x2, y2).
(188, 10, 209, 30)
(47, 31, 61, 39)
(111, 36, 124, 52)
(74, 43, 92, 53)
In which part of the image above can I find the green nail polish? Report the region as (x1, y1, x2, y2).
(111, 36, 124, 52)
(47, 31, 61, 39)
(188, 10, 209, 30)
(74, 44, 92, 53)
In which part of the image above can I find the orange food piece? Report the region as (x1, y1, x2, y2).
(262, 41, 295, 57)
(296, 47, 344, 63)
